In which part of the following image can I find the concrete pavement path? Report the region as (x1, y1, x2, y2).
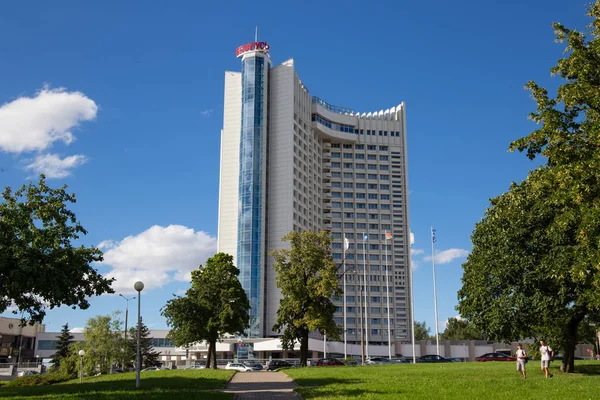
(223, 371, 302, 400)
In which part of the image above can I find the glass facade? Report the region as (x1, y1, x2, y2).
(237, 55, 267, 337)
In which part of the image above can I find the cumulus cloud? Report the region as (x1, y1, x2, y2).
(24, 153, 88, 178)
(0, 87, 98, 153)
(424, 248, 469, 264)
(411, 248, 424, 257)
(70, 327, 85, 333)
(100, 225, 217, 293)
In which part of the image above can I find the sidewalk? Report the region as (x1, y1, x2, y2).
(223, 371, 302, 400)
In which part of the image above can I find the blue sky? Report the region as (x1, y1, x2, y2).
(0, 0, 588, 334)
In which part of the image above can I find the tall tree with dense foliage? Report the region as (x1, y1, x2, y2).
(441, 318, 483, 341)
(50, 323, 74, 369)
(81, 313, 123, 374)
(126, 318, 160, 369)
(0, 176, 113, 323)
(413, 321, 432, 341)
(271, 230, 341, 367)
(162, 252, 249, 369)
(458, 2, 600, 373)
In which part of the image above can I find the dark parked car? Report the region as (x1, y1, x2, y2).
(417, 355, 452, 363)
(242, 361, 263, 371)
(266, 360, 294, 371)
(553, 355, 584, 361)
(316, 358, 345, 366)
(476, 353, 516, 362)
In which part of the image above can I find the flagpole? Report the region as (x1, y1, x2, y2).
(409, 232, 416, 364)
(363, 232, 369, 359)
(431, 227, 440, 356)
(385, 231, 392, 359)
(343, 237, 347, 359)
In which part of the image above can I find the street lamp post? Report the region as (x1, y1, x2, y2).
(78, 350, 85, 383)
(134, 281, 144, 389)
(119, 294, 136, 341)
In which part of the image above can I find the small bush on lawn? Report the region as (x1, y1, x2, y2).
(6, 371, 72, 388)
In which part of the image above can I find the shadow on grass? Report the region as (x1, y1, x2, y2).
(0, 376, 233, 400)
(573, 363, 600, 376)
(292, 377, 381, 398)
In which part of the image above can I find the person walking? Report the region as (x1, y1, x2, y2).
(539, 340, 554, 378)
(515, 343, 527, 379)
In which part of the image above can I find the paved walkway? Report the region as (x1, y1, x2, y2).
(223, 371, 302, 400)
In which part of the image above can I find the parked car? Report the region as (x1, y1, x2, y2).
(315, 358, 345, 367)
(242, 361, 263, 371)
(417, 355, 453, 363)
(225, 362, 254, 372)
(447, 357, 465, 363)
(184, 364, 206, 370)
(476, 353, 516, 362)
(111, 368, 125, 373)
(266, 360, 294, 371)
(141, 366, 162, 371)
(553, 355, 584, 361)
(16, 370, 39, 378)
(365, 357, 394, 365)
(344, 359, 360, 366)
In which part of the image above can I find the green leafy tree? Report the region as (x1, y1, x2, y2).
(50, 323, 74, 369)
(271, 231, 342, 367)
(81, 313, 123, 374)
(127, 318, 160, 369)
(162, 252, 250, 369)
(413, 321, 432, 341)
(0, 176, 113, 323)
(441, 318, 484, 340)
(458, 1, 600, 373)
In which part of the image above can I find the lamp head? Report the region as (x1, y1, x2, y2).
(134, 281, 145, 292)
(78, 350, 85, 356)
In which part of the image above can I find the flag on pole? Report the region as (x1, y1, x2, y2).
(385, 232, 393, 240)
(363, 233, 368, 242)
(432, 228, 436, 243)
(344, 237, 349, 251)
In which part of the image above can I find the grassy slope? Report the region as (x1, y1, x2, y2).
(0, 369, 235, 400)
(284, 361, 600, 400)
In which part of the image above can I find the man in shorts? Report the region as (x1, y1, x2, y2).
(539, 340, 554, 378)
(515, 343, 527, 379)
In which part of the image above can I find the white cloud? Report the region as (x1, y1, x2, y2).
(411, 248, 424, 257)
(424, 248, 469, 264)
(70, 327, 84, 333)
(24, 153, 88, 178)
(199, 109, 213, 117)
(0, 87, 98, 153)
(100, 225, 217, 293)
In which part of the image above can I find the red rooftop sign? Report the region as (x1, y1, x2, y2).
(236, 42, 270, 57)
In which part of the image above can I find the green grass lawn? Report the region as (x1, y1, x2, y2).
(0, 369, 235, 399)
(284, 361, 600, 400)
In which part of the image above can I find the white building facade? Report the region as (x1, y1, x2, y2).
(218, 40, 412, 351)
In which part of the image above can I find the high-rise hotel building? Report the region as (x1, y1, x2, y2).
(218, 41, 412, 348)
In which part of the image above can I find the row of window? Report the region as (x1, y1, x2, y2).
(332, 153, 389, 161)
(333, 253, 392, 261)
(330, 162, 390, 171)
(331, 144, 388, 151)
(37, 338, 175, 350)
(328, 172, 393, 182)
(336, 306, 394, 313)
(331, 232, 396, 240)
(339, 328, 395, 336)
(359, 130, 401, 137)
(312, 114, 356, 133)
(332, 242, 392, 251)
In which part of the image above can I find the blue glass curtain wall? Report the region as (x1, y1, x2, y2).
(237, 55, 266, 337)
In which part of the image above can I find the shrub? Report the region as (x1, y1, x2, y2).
(6, 371, 72, 388)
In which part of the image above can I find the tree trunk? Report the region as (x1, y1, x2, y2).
(300, 330, 309, 367)
(206, 342, 213, 369)
(212, 340, 218, 370)
(560, 313, 584, 373)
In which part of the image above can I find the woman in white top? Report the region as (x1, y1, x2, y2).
(515, 343, 527, 379)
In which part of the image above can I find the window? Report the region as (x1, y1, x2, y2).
(332, 243, 342, 249)
(344, 173, 353, 178)
(344, 202, 354, 208)
(356, 203, 366, 209)
(380, 155, 389, 161)
(344, 182, 353, 188)
(371, 307, 381, 313)
(368, 174, 378, 179)
(380, 184, 390, 190)
(370, 254, 380, 261)
(368, 145, 377, 150)
(371, 296, 381, 303)
(344, 222, 354, 228)
(369, 224, 378, 229)
(357, 223, 367, 229)
(332, 232, 342, 238)
(356, 173, 365, 179)
(381, 194, 390, 200)
(356, 193, 366, 199)
(369, 244, 379, 250)
(379, 131, 383, 136)
(356, 163, 365, 169)
(371, 318, 381, 324)
(344, 212, 354, 218)
(368, 194, 378, 199)
(381, 204, 390, 210)
(356, 213, 366, 218)
(346, 296, 355, 302)
(368, 184, 378, 190)
(380, 165, 389, 170)
(332, 153, 341, 158)
(343, 163, 353, 169)
(331, 212, 341, 217)
(368, 204, 378, 209)
(332, 192, 341, 198)
(355, 144, 364, 150)
(344, 193, 353, 198)
(332, 143, 340, 148)
(379, 146, 388, 151)
(37, 340, 58, 350)
(332, 253, 342, 259)
(356, 183, 366, 188)
(368, 154, 377, 160)
(332, 162, 341, 168)
(356, 153, 365, 159)
(332, 172, 341, 177)
(332, 222, 341, 228)
(368, 164, 377, 170)
(332, 202, 341, 208)
(343, 153, 353, 159)
(344, 144, 353, 149)
(372, 329, 381, 335)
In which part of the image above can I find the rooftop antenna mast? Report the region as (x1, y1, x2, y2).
(255, 26, 258, 42)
